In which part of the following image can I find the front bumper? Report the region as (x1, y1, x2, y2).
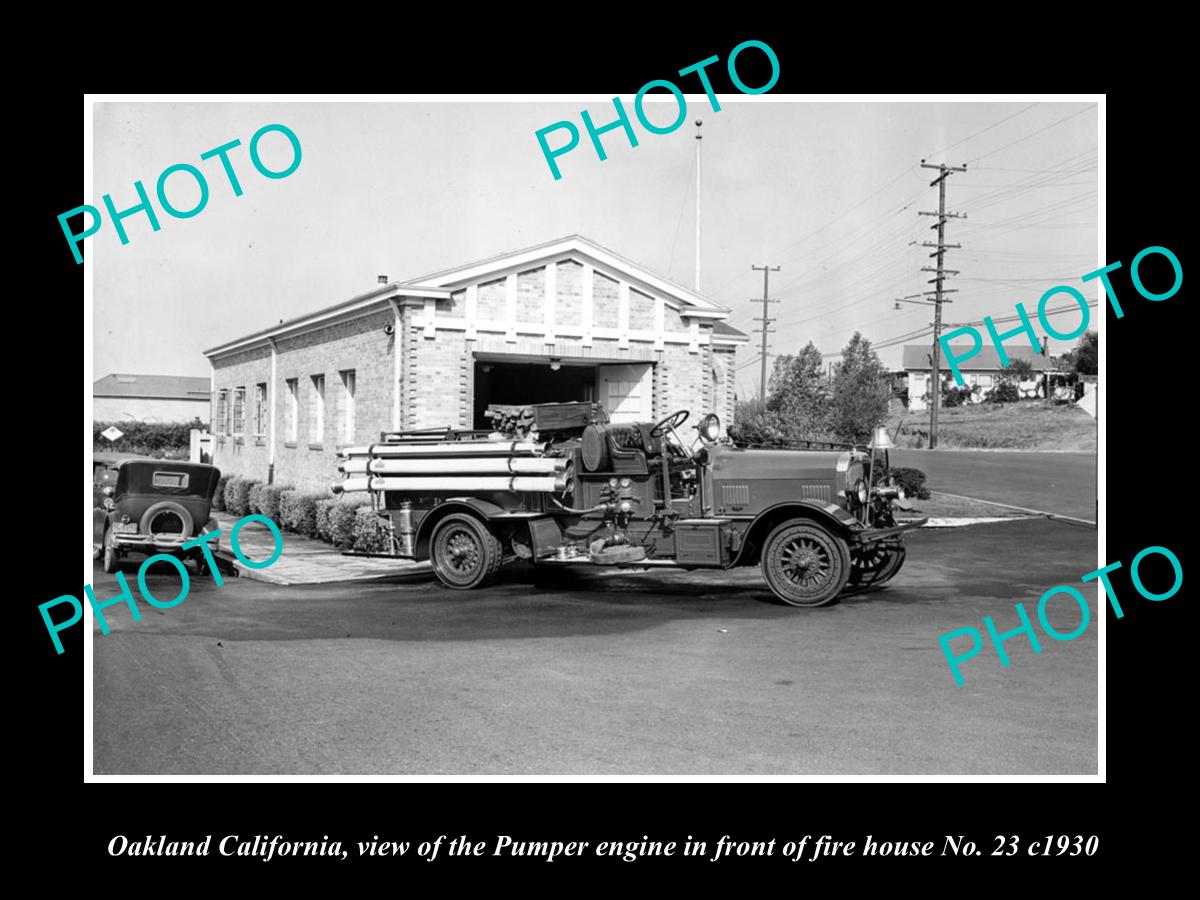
(854, 518, 928, 545)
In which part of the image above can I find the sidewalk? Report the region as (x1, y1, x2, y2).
(212, 512, 431, 586)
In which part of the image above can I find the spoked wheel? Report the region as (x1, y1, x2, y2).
(845, 541, 907, 595)
(761, 520, 850, 607)
(102, 527, 120, 574)
(430, 514, 502, 590)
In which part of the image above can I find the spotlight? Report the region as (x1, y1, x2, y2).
(549, 358, 562, 372)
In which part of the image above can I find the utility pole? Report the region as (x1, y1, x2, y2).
(751, 264, 780, 401)
(695, 119, 703, 291)
(918, 159, 967, 449)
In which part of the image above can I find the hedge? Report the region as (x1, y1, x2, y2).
(279, 491, 325, 537)
(248, 483, 267, 516)
(353, 506, 394, 553)
(257, 484, 293, 524)
(224, 477, 259, 517)
(330, 498, 370, 549)
(315, 498, 338, 544)
(212, 474, 233, 511)
(93, 419, 203, 454)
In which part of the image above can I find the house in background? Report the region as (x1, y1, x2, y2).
(93, 374, 211, 422)
(902, 344, 1052, 411)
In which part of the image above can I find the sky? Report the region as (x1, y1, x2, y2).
(91, 98, 1098, 399)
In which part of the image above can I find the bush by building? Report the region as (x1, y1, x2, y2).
(224, 477, 259, 517)
(353, 506, 394, 553)
(257, 484, 292, 524)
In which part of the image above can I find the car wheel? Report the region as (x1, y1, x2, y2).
(848, 541, 907, 588)
(430, 514, 502, 590)
(761, 520, 850, 607)
(102, 527, 119, 574)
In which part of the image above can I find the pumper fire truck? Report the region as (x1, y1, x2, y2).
(332, 403, 924, 607)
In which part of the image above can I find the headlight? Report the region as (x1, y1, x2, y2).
(855, 479, 869, 505)
(897, 484, 906, 502)
(700, 413, 721, 442)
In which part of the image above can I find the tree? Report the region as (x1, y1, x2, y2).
(1001, 357, 1036, 382)
(827, 332, 891, 443)
(1068, 330, 1098, 376)
(765, 341, 829, 435)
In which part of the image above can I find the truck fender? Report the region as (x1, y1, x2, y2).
(413, 498, 508, 559)
(729, 500, 862, 567)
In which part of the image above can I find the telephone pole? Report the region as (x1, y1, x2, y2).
(918, 159, 967, 449)
(695, 119, 703, 291)
(751, 264, 780, 401)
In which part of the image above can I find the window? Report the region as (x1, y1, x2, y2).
(152, 471, 189, 489)
(286, 379, 298, 443)
(216, 389, 229, 434)
(232, 387, 246, 435)
(254, 383, 268, 436)
(310, 374, 325, 444)
(340, 369, 356, 443)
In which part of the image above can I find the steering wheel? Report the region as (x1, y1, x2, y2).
(650, 409, 689, 438)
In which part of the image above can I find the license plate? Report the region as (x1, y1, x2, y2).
(113, 522, 138, 534)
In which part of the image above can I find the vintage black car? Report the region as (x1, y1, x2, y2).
(92, 459, 223, 574)
(333, 404, 925, 607)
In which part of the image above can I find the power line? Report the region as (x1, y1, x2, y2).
(924, 103, 1040, 158)
(966, 105, 1096, 164)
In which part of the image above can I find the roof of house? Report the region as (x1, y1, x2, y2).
(901, 344, 1053, 372)
(204, 235, 733, 358)
(93, 374, 211, 400)
(713, 321, 750, 341)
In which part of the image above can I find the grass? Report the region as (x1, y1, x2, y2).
(886, 400, 1095, 452)
(897, 491, 1028, 520)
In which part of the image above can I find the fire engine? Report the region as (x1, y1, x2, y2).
(332, 403, 924, 606)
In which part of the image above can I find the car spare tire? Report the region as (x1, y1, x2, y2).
(139, 501, 194, 540)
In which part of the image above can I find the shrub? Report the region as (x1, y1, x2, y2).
(248, 483, 267, 515)
(258, 484, 293, 524)
(93, 419, 204, 455)
(212, 473, 232, 511)
(353, 506, 394, 553)
(330, 498, 369, 549)
(986, 382, 1020, 403)
(941, 385, 973, 408)
(225, 477, 259, 517)
(889, 466, 931, 500)
(315, 498, 338, 544)
(279, 491, 324, 537)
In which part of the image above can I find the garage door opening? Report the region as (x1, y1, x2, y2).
(473, 359, 655, 428)
(473, 361, 597, 428)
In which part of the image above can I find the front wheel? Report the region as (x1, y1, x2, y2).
(761, 520, 850, 607)
(430, 513, 503, 590)
(848, 541, 907, 590)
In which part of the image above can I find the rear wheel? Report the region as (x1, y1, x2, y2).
(430, 514, 502, 590)
(761, 520, 850, 607)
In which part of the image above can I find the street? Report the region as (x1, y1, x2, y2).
(92, 517, 1098, 776)
(892, 449, 1097, 521)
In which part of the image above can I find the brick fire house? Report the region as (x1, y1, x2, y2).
(204, 235, 747, 491)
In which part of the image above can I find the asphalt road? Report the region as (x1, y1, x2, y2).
(92, 518, 1098, 776)
(891, 449, 1097, 521)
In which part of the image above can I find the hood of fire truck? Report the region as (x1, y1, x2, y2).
(706, 444, 850, 487)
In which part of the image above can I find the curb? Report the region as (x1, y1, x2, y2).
(910, 516, 1038, 528)
(214, 547, 431, 586)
